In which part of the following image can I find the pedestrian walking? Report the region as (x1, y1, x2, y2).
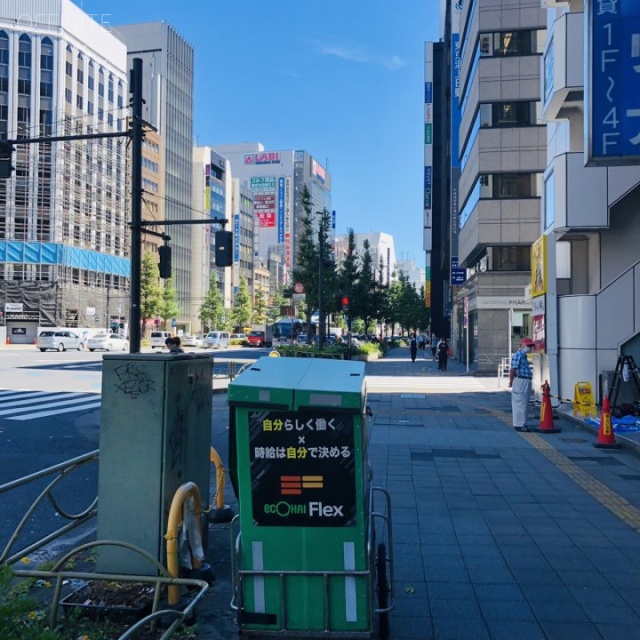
(418, 334, 425, 351)
(431, 336, 438, 361)
(508, 337, 534, 432)
(409, 332, 418, 362)
(437, 338, 449, 371)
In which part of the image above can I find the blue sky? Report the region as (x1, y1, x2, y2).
(76, 0, 442, 264)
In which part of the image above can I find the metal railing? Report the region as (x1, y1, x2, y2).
(1, 451, 213, 639)
(0, 449, 99, 565)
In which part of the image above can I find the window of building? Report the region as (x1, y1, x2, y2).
(493, 173, 539, 198)
(108, 73, 114, 103)
(479, 30, 543, 57)
(18, 35, 32, 96)
(491, 246, 531, 271)
(76, 53, 84, 84)
(0, 30, 8, 94)
(479, 101, 539, 128)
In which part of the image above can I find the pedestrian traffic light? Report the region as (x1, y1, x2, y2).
(341, 295, 350, 312)
(0, 140, 14, 179)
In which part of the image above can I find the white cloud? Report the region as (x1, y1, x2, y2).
(316, 41, 406, 70)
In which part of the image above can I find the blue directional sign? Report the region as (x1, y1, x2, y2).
(450, 257, 466, 285)
(588, 0, 640, 165)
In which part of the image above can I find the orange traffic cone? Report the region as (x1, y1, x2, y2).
(5, 336, 9, 345)
(534, 381, 560, 433)
(593, 395, 620, 449)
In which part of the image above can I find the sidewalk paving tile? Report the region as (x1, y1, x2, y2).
(195, 347, 640, 639)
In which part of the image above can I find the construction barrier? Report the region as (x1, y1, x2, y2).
(573, 381, 598, 418)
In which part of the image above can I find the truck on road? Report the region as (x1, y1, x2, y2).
(246, 324, 273, 347)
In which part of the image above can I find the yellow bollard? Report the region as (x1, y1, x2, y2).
(165, 482, 203, 606)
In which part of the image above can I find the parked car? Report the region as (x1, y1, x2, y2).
(230, 333, 247, 342)
(37, 330, 82, 352)
(203, 331, 230, 349)
(87, 333, 129, 352)
(150, 331, 172, 349)
(181, 335, 203, 348)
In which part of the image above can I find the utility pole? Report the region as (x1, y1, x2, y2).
(129, 58, 144, 353)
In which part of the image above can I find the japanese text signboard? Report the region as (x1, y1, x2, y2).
(587, 0, 640, 165)
(249, 410, 356, 527)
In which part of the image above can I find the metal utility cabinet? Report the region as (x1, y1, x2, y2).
(228, 357, 393, 638)
(97, 353, 212, 575)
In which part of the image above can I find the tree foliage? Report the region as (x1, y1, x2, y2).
(159, 277, 181, 326)
(253, 288, 268, 325)
(199, 273, 225, 332)
(140, 252, 162, 323)
(232, 277, 252, 329)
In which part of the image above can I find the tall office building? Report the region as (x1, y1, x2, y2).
(334, 232, 397, 287)
(540, 0, 640, 402)
(213, 143, 331, 284)
(436, 0, 547, 371)
(0, 1, 129, 343)
(114, 21, 194, 322)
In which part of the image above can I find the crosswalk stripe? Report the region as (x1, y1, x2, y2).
(0, 394, 99, 417)
(0, 390, 55, 400)
(0, 392, 88, 409)
(8, 402, 102, 421)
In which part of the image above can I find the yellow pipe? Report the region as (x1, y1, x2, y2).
(165, 481, 202, 605)
(210, 447, 226, 510)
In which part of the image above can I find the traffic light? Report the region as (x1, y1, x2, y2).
(0, 140, 14, 179)
(158, 244, 172, 279)
(341, 295, 350, 312)
(215, 230, 233, 267)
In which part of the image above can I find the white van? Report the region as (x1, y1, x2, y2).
(203, 331, 230, 349)
(150, 331, 173, 349)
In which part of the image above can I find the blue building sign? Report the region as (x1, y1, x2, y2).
(233, 214, 240, 262)
(588, 0, 640, 165)
(450, 256, 466, 285)
(277, 177, 285, 243)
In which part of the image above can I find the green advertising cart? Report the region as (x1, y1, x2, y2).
(228, 356, 394, 639)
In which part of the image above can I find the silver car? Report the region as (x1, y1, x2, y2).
(37, 330, 82, 352)
(87, 333, 129, 352)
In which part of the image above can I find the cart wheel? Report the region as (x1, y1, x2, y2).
(376, 542, 390, 640)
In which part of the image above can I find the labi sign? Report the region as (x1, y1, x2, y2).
(248, 410, 356, 527)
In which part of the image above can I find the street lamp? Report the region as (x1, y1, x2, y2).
(316, 211, 325, 351)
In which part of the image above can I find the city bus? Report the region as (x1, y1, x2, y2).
(272, 317, 305, 346)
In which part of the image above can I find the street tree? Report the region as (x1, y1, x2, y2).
(253, 289, 268, 325)
(140, 251, 162, 329)
(336, 229, 360, 330)
(291, 185, 319, 336)
(232, 277, 252, 330)
(267, 288, 287, 324)
(159, 277, 181, 330)
(200, 273, 224, 332)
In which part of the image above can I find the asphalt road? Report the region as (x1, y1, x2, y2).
(0, 345, 267, 560)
